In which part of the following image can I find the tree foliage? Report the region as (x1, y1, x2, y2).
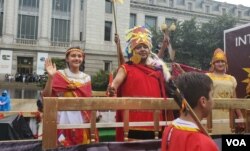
(151, 14, 238, 70)
(91, 70, 109, 91)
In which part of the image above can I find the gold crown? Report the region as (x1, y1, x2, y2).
(211, 48, 227, 64)
(65, 48, 84, 56)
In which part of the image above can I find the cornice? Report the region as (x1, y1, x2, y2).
(130, 2, 216, 20)
(130, 1, 250, 22)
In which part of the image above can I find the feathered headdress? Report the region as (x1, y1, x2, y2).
(125, 26, 152, 64)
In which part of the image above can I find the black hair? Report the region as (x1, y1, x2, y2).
(175, 72, 213, 108)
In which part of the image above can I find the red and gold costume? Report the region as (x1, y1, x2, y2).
(51, 69, 98, 146)
(116, 63, 167, 141)
(161, 118, 219, 151)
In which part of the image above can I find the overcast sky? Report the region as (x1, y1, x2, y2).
(214, 0, 250, 7)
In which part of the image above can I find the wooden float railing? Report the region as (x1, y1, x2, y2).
(42, 97, 250, 150)
(0, 91, 106, 117)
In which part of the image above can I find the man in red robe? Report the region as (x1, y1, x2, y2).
(107, 26, 171, 141)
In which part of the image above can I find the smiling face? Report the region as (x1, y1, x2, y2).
(134, 43, 150, 62)
(213, 60, 227, 73)
(66, 50, 84, 71)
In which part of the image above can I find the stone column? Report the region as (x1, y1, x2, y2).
(71, 0, 80, 44)
(39, 0, 50, 46)
(2, 0, 15, 44)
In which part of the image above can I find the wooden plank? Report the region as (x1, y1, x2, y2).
(42, 99, 57, 149)
(47, 97, 178, 110)
(229, 109, 235, 133)
(92, 91, 106, 97)
(0, 111, 39, 117)
(153, 110, 160, 139)
(43, 97, 250, 111)
(11, 99, 37, 111)
(124, 110, 129, 142)
(90, 111, 97, 143)
(245, 109, 250, 133)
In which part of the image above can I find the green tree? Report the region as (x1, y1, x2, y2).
(91, 70, 109, 91)
(151, 15, 237, 70)
(199, 14, 237, 69)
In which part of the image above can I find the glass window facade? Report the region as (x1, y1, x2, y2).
(52, 0, 71, 12)
(17, 15, 38, 39)
(130, 13, 136, 28)
(19, 0, 39, 9)
(17, 0, 39, 39)
(165, 18, 176, 26)
(105, 0, 112, 14)
(105, 21, 112, 41)
(145, 16, 157, 31)
(51, 18, 70, 42)
(51, 0, 71, 42)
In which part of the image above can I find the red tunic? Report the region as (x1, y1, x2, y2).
(50, 71, 98, 146)
(161, 119, 219, 151)
(116, 63, 166, 141)
(52, 71, 92, 97)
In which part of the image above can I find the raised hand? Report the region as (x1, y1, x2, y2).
(161, 32, 170, 50)
(114, 34, 120, 45)
(45, 58, 57, 78)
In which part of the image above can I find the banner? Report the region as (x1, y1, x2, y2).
(224, 23, 250, 98)
(36, 52, 48, 75)
(0, 50, 13, 74)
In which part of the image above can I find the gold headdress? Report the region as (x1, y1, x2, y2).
(210, 48, 227, 72)
(211, 48, 227, 64)
(65, 47, 85, 57)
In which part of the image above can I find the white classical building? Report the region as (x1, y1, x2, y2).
(0, 0, 249, 80)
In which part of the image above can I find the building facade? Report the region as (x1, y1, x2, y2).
(0, 0, 249, 80)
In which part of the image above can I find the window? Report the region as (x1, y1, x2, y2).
(105, 0, 112, 14)
(205, 5, 210, 14)
(145, 16, 157, 31)
(0, 0, 4, 37)
(80, 32, 82, 41)
(51, 0, 71, 42)
(104, 61, 112, 72)
(148, 0, 155, 4)
(222, 8, 227, 14)
(17, 0, 39, 40)
(52, 0, 71, 12)
(105, 21, 112, 41)
(51, 18, 70, 42)
(81, 0, 84, 10)
(130, 13, 136, 28)
(0, 12, 3, 37)
(187, 2, 192, 11)
(17, 15, 38, 39)
(178, 0, 185, 5)
(165, 18, 176, 26)
(19, 0, 39, 9)
(169, 0, 174, 7)
(238, 11, 242, 18)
